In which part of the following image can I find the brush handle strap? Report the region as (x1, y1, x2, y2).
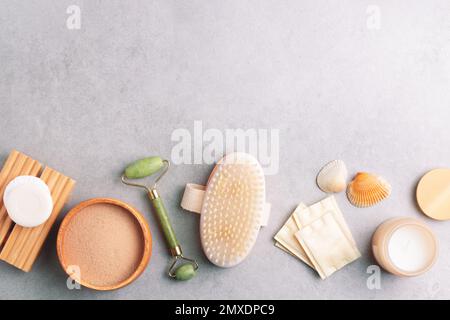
(181, 183, 271, 226)
(180, 183, 206, 213)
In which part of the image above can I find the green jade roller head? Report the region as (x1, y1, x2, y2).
(121, 156, 198, 281)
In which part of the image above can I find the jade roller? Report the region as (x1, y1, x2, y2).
(121, 156, 198, 281)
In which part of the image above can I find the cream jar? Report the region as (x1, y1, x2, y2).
(372, 217, 438, 276)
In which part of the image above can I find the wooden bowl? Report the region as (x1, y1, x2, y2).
(56, 198, 152, 291)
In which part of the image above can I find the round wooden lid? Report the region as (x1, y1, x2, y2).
(417, 168, 450, 220)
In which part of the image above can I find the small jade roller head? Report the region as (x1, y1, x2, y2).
(124, 156, 165, 179)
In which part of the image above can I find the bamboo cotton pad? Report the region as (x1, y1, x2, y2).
(417, 169, 450, 220)
(3, 176, 53, 227)
(57, 198, 151, 291)
(274, 196, 360, 279)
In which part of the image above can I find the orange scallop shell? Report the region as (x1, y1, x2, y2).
(346, 172, 391, 207)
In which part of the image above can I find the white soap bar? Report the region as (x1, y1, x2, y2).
(4, 176, 53, 228)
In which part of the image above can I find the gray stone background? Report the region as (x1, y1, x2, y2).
(1, 0, 450, 300)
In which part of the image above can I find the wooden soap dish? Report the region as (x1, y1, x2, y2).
(0, 150, 75, 272)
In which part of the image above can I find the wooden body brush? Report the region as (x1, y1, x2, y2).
(181, 152, 270, 268)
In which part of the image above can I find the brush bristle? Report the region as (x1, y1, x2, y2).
(200, 153, 265, 268)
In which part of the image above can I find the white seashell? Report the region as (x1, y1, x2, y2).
(316, 160, 348, 193)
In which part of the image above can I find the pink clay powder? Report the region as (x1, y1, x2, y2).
(62, 203, 145, 287)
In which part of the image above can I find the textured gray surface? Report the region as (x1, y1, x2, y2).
(1, 0, 450, 300)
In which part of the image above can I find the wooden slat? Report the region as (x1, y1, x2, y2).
(0, 167, 75, 272)
(0, 150, 42, 247)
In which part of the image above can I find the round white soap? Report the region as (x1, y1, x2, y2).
(3, 176, 53, 228)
